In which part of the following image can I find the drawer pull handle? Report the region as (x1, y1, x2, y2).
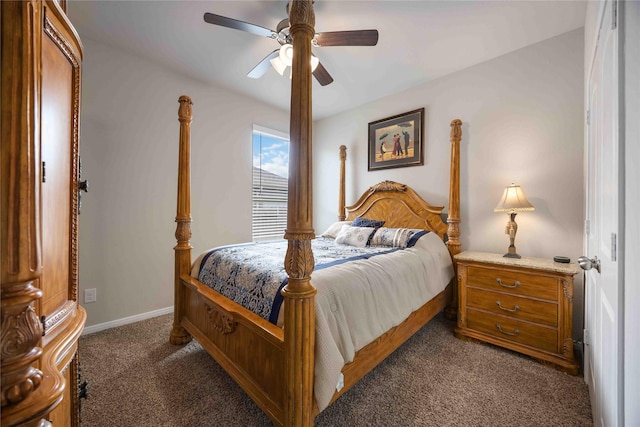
(496, 324, 520, 336)
(496, 301, 520, 312)
(496, 278, 521, 289)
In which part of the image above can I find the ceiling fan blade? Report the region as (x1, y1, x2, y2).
(314, 30, 379, 47)
(312, 62, 334, 86)
(247, 49, 280, 79)
(204, 12, 276, 39)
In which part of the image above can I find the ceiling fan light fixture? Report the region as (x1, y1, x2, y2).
(270, 56, 287, 76)
(274, 44, 319, 77)
(279, 43, 294, 67)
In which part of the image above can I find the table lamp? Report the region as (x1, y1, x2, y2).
(494, 183, 535, 258)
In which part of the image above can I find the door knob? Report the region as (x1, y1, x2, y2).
(578, 256, 601, 273)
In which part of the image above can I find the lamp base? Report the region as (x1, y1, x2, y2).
(503, 252, 521, 259)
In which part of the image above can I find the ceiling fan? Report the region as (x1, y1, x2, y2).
(203, 7, 379, 86)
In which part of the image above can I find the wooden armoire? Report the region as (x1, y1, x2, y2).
(1, 0, 87, 425)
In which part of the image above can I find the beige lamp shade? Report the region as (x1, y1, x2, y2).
(494, 183, 535, 213)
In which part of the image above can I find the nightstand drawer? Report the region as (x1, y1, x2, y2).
(467, 288, 558, 327)
(467, 266, 557, 300)
(467, 309, 557, 353)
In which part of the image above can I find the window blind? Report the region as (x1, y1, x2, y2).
(252, 128, 289, 242)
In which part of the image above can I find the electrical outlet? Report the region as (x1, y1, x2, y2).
(84, 288, 97, 303)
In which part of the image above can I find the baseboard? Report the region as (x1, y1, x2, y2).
(82, 306, 174, 336)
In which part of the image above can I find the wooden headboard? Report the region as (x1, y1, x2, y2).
(345, 180, 448, 239)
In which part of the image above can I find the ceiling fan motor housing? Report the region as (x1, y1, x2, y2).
(275, 18, 292, 45)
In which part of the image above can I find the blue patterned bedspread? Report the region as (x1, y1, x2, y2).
(197, 237, 400, 324)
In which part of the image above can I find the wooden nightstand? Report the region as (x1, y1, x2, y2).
(454, 251, 580, 375)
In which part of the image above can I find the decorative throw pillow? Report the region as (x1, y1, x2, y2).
(370, 227, 429, 248)
(351, 217, 385, 229)
(351, 217, 385, 245)
(319, 221, 352, 239)
(334, 225, 376, 248)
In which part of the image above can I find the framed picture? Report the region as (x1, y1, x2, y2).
(368, 108, 425, 171)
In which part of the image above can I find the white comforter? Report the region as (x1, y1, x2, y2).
(310, 231, 453, 411)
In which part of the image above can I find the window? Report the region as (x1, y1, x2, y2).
(252, 126, 289, 242)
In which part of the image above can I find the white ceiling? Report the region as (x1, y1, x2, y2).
(68, 0, 587, 120)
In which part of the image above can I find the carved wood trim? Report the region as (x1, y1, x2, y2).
(284, 239, 315, 281)
(70, 352, 80, 427)
(42, 300, 76, 336)
(204, 303, 238, 335)
(456, 267, 467, 327)
(1, 300, 44, 407)
(43, 12, 81, 303)
(369, 180, 406, 193)
(562, 338, 575, 359)
(562, 278, 574, 302)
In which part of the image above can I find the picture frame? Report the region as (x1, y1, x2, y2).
(368, 108, 425, 171)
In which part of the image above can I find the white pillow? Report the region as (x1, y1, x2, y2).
(370, 227, 428, 248)
(334, 225, 376, 247)
(320, 221, 352, 239)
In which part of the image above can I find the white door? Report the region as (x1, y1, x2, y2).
(583, 0, 622, 425)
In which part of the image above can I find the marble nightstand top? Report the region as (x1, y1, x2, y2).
(454, 251, 581, 275)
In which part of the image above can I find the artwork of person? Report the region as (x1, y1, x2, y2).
(393, 134, 402, 156)
(380, 141, 386, 159)
(402, 130, 410, 156)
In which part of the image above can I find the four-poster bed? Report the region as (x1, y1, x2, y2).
(169, 2, 462, 426)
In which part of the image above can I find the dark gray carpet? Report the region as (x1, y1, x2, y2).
(79, 313, 592, 426)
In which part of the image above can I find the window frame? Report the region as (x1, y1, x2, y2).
(252, 125, 290, 242)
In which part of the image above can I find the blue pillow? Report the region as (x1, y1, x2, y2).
(351, 217, 385, 229)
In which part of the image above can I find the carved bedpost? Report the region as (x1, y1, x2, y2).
(282, 1, 316, 426)
(338, 145, 347, 221)
(444, 119, 462, 320)
(1, 0, 45, 410)
(170, 95, 193, 345)
(447, 119, 462, 256)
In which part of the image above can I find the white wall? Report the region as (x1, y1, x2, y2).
(78, 37, 289, 327)
(313, 30, 585, 330)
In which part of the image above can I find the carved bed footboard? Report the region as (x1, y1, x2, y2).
(181, 275, 286, 422)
